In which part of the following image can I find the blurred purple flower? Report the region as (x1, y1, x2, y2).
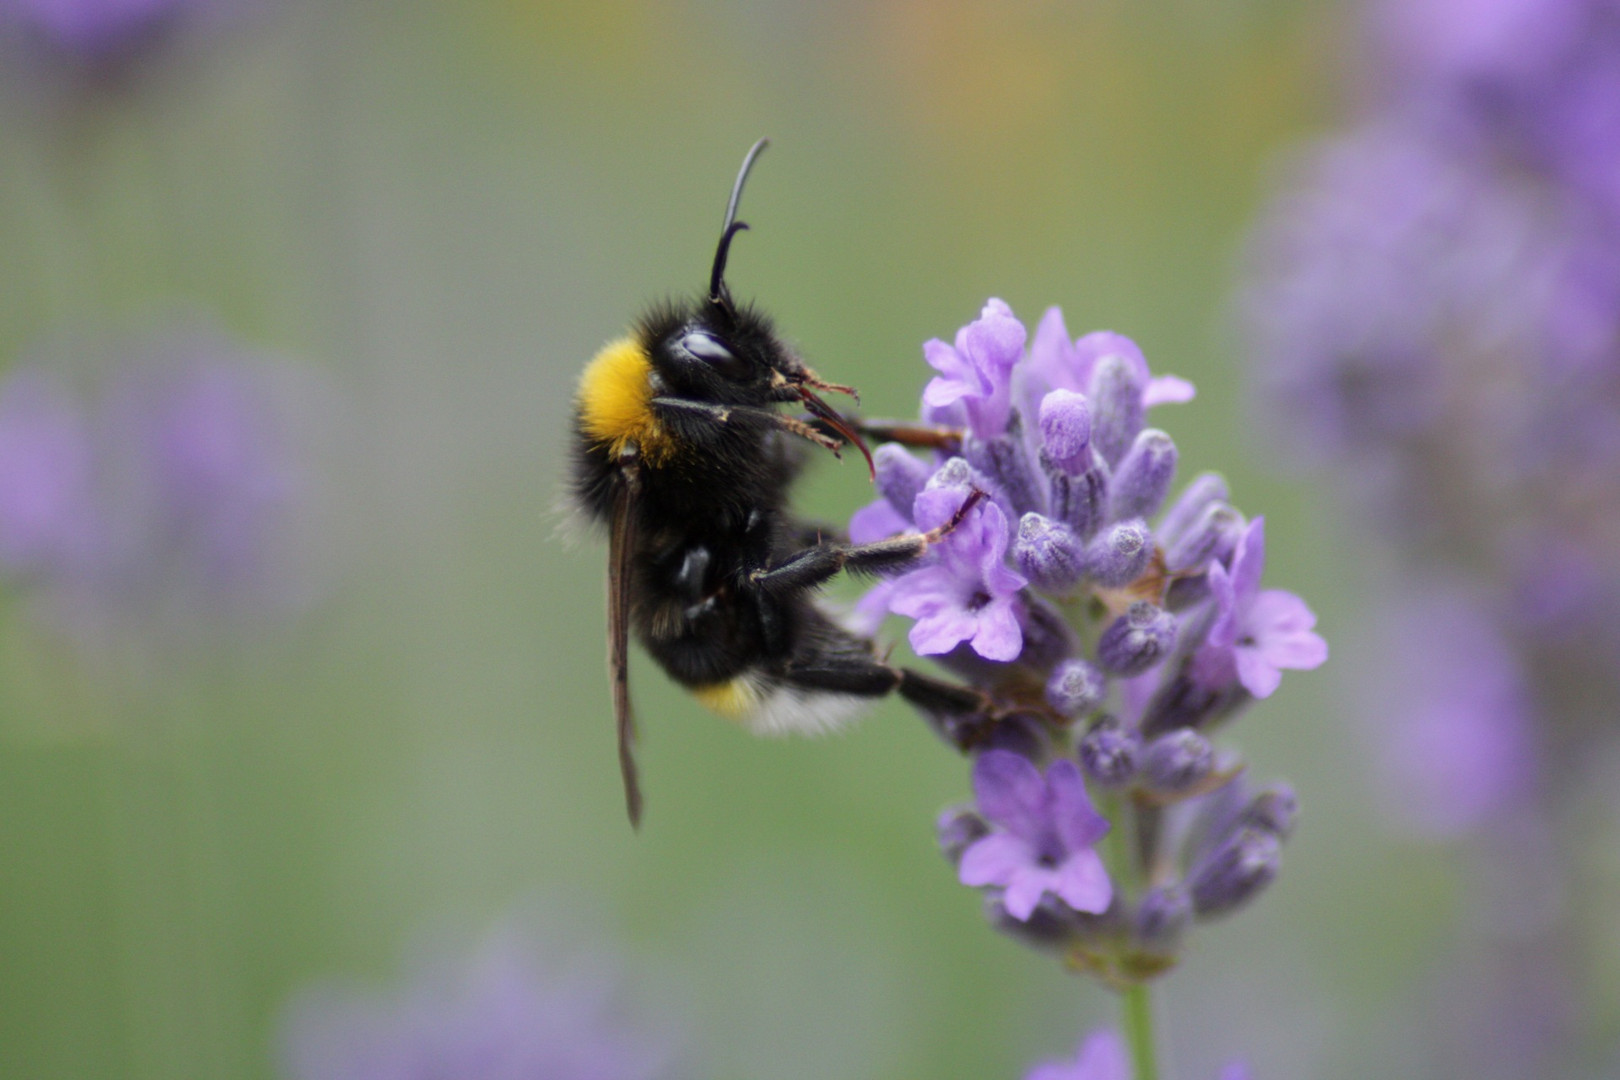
(0, 326, 324, 640)
(887, 487, 1027, 662)
(0, 370, 97, 575)
(1023, 1029, 1250, 1080)
(280, 922, 679, 1080)
(1024, 1029, 1127, 1080)
(922, 297, 1026, 440)
(1362, 583, 1536, 838)
(1189, 518, 1327, 699)
(958, 749, 1111, 921)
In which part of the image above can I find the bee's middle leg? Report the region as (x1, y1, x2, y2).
(749, 490, 985, 594)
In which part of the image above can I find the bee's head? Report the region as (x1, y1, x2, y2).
(639, 139, 872, 468)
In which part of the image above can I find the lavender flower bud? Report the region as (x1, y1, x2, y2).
(965, 411, 1044, 516)
(1189, 826, 1281, 918)
(937, 805, 991, 865)
(1156, 472, 1229, 551)
(1046, 658, 1106, 717)
(1108, 429, 1178, 523)
(1241, 785, 1298, 840)
(1088, 353, 1145, 466)
(1077, 716, 1141, 787)
(1084, 518, 1152, 587)
(1096, 601, 1177, 676)
(984, 894, 1080, 951)
(1018, 599, 1076, 670)
(1133, 883, 1192, 951)
(979, 711, 1049, 760)
(1046, 456, 1108, 539)
(874, 443, 931, 520)
(1139, 671, 1248, 737)
(1015, 513, 1086, 592)
(1037, 389, 1092, 474)
(1142, 729, 1215, 794)
(1164, 501, 1245, 573)
(924, 456, 1013, 523)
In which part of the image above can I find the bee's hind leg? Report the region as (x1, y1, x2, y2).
(779, 658, 998, 752)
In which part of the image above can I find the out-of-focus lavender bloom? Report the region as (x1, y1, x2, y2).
(888, 487, 1027, 662)
(0, 326, 325, 644)
(882, 299, 1317, 985)
(0, 0, 190, 63)
(1240, 0, 1619, 846)
(0, 371, 97, 575)
(1189, 519, 1327, 699)
(279, 922, 680, 1080)
(1372, 0, 1620, 224)
(1360, 583, 1536, 838)
(1022, 1028, 1251, 1080)
(1023, 1029, 1128, 1080)
(1238, 12, 1620, 1067)
(957, 749, 1111, 921)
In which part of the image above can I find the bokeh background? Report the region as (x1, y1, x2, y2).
(1, 2, 1608, 1079)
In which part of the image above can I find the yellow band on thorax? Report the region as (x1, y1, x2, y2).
(576, 336, 672, 464)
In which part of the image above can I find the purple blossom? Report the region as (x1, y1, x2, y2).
(1190, 518, 1327, 699)
(922, 297, 1026, 440)
(886, 487, 1027, 662)
(958, 749, 1111, 920)
(1, 0, 189, 60)
(1361, 583, 1536, 838)
(0, 370, 97, 575)
(1024, 1029, 1250, 1080)
(0, 327, 324, 641)
(279, 923, 679, 1080)
(1024, 1029, 1128, 1080)
(1021, 306, 1194, 423)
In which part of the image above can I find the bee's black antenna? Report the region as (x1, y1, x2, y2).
(709, 137, 770, 303)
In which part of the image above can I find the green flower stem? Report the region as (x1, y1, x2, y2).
(1122, 981, 1160, 1080)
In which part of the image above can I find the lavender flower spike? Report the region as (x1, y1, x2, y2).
(888, 487, 1028, 661)
(958, 749, 1112, 920)
(1190, 517, 1327, 698)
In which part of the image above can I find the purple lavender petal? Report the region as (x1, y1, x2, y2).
(1046, 758, 1110, 850)
(1143, 375, 1196, 406)
(1054, 848, 1111, 915)
(959, 832, 1039, 889)
(971, 748, 1049, 838)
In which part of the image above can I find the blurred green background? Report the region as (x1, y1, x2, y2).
(0, 2, 1466, 1078)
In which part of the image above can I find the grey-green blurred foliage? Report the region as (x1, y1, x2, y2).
(0, 2, 1468, 1078)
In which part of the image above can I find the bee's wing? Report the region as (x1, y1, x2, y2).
(608, 457, 644, 828)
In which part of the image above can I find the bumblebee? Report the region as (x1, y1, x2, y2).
(570, 140, 986, 826)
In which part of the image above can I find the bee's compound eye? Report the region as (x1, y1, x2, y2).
(676, 330, 747, 379)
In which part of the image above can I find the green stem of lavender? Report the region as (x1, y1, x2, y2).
(1122, 981, 1159, 1080)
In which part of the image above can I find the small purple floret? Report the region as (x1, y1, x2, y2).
(1096, 601, 1177, 676)
(887, 488, 1027, 662)
(1023, 1029, 1129, 1080)
(1189, 517, 1327, 697)
(922, 298, 1026, 441)
(958, 749, 1112, 921)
